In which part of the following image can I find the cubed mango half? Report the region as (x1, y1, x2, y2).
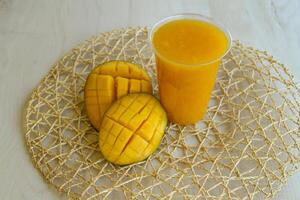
(84, 61, 152, 130)
(99, 93, 167, 165)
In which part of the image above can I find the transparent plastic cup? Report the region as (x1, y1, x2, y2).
(150, 14, 232, 125)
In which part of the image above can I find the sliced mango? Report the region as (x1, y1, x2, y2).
(84, 61, 152, 130)
(99, 93, 167, 165)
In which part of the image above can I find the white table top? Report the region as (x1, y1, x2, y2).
(0, 0, 299, 199)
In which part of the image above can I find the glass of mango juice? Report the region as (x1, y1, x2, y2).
(150, 14, 232, 125)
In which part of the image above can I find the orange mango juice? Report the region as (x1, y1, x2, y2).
(151, 16, 230, 125)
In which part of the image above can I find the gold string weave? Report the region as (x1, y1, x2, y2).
(24, 27, 300, 199)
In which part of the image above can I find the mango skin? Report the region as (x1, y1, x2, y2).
(99, 93, 167, 165)
(84, 61, 152, 130)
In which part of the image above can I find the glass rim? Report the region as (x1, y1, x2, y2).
(149, 13, 232, 66)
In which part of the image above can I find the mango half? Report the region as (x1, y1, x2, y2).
(99, 93, 167, 165)
(84, 61, 152, 130)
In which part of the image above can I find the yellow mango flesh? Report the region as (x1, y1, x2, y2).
(84, 61, 152, 130)
(99, 93, 167, 165)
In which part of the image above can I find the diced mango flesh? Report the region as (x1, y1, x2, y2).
(99, 94, 167, 165)
(84, 61, 152, 130)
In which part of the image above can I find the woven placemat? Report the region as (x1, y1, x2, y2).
(25, 27, 300, 199)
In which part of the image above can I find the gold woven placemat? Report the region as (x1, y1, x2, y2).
(25, 27, 300, 199)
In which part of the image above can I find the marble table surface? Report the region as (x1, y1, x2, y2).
(0, 0, 299, 199)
